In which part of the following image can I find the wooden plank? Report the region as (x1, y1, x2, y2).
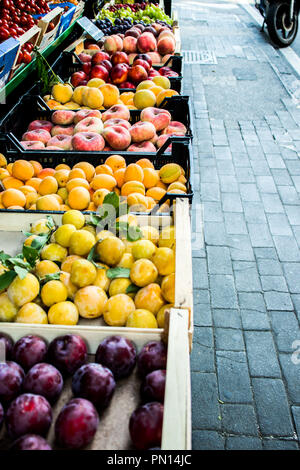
(174, 198, 193, 348)
(161, 308, 190, 450)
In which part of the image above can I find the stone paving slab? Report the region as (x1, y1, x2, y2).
(176, 0, 300, 450)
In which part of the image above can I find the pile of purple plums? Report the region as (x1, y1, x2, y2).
(0, 332, 167, 450)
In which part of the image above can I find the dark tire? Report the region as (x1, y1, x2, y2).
(266, 1, 298, 47)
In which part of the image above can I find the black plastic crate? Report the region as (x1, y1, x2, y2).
(0, 137, 193, 215)
(0, 93, 192, 155)
(49, 51, 182, 93)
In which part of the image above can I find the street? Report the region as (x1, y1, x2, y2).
(179, 0, 300, 449)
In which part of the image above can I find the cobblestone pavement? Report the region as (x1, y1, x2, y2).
(177, 0, 300, 450)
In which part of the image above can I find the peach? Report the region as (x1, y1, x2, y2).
(110, 64, 128, 85)
(125, 27, 140, 38)
(102, 126, 131, 151)
(128, 65, 148, 85)
(123, 36, 138, 54)
(102, 104, 130, 122)
(44, 146, 63, 150)
(22, 129, 51, 144)
(162, 121, 187, 135)
(130, 121, 156, 143)
(91, 51, 110, 65)
(140, 107, 171, 131)
(28, 120, 53, 133)
(156, 134, 172, 152)
(20, 141, 45, 150)
(128, 53, 138, 64)
(147, 52, 162, 64)
(157, 37, 175, 55)
(87, 78, 105, 88)
(74, 117, 103, 134)
(51, 110, 75, 125)
(111, 51, 129, 66)
(128, 141, 156, 152)
(133, 89, 156, 110)
(90, 64, 109, 81)
(133, 58, 151, 73)
(152, 75, 171, 89)
(103, 118, 131, 130)
(137, 33, 157, 53)
(47, 135, 72, 150)
(72, 86, 88, 105)
(52, 83, 73, 104)
(74, 109, 102, 124)
(156, 88, 179, 106)
(72, 132, 105, 151)
(51, 125, 74, 136)
(104, 35, 123, 54)
(99, 84, 120, 108)
(82, 87, 104, 109)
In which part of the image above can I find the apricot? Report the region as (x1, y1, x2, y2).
(60, 271, 78, 300)
(36, 195, 61, 211)
(0, 292, 18, 321)
(73, 162, 95, 182)
(127, 193, 148, 211)
(124, 163, 144, 183)
(90, 174, 117, 191)
(134, 283, 165, 315)
(117, 253, 134, 269)
(143, 168, 159, 188)
(114, 168, 126, 188)
(30, 218, 52, 235)
(103, 293, 135, 326)
(108, 278, 132, 297)
(15, 302, 48, 324)
(48, 301, 79, 325)
(0, 153, 7, 167)
(38, 168, 56, 179)
(66, 177, 90, 192)
(12, 160, 34, 181)
(140, 226, 159, 245)
(0, 168, 10, 180)
(72, 85, 87, 105)
(35, 260, 60, 278)
(19, 185, 36, 196)
(96, 236, 125, 266)
(105, 154, 126, 173)
(93, 264, 111, 291)
(54, 169, 70, 187)
(56, 164, 71, 171)
(146, 187, 166, 202)
(126, 309, 158, 328)
(130, 259, 158, 287)
(157, 303, 173, 328)
(70, 259, 97, 287)
(121, 181, 145, 197)
(69, 229, 95, 256)
(62, 209, 85, 229)
(131, 239, 156, 260)
(93, 188, 110, 206)
(40, 280, 68, 307)
(2, 177, 23, 190)
(152, 247, 175, 276)
(30, 160, 43, 176)
(95, 164, 114, 176)
(57, 187, 68, 202)
(41, 243, 68, 263)
(38, 176, 58, 196)
(156, 89, 179, 107)
(68, 168, 86, 180)
(159, 226, 175, 249)
(7, 273, 40, 307)
(2, 188, 26, 208)
(61, 255, 82, 273)
(74, 285, 107, 319)
(26, 178, 42, 191)
(68, 186, 90, 210)
(161, 272, 175, 303)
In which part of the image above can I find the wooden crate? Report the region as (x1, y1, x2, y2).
(70, 0, 85, 24)
(0, 308, 191, 450)
(9, 26, 41, 79)
(36, 7, 64, 51)
(0, 199, 193, 347)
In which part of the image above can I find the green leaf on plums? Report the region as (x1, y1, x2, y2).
(106, 267, 131, 280)
(0, 270, 17, 290)
(126, 283, 139, 294)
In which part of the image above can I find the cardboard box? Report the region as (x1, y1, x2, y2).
(0, 38, 19, 89)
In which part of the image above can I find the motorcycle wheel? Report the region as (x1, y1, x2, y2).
(266, 1, 298, 47)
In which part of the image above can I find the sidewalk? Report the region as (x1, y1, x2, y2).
(178, 0, 300, 450)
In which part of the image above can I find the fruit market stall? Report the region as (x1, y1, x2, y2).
(0, 0, 193, 452)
